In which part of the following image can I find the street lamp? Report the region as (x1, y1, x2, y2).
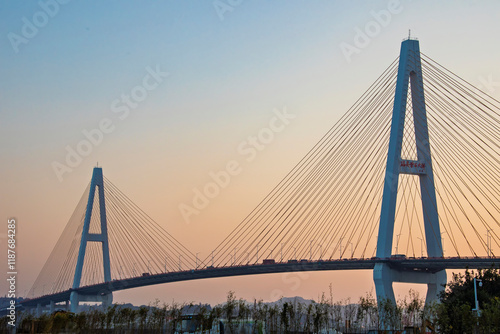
(233, 248, 238, 265)
(441, 231, 448, 256)
(395, 233, 402, 254)
(281, 243, 283, 262)
(417, 237, 424, 258)
(339, 238, 343, 259)
(486, 230, 492, 257)
(472, 277, 483, 325)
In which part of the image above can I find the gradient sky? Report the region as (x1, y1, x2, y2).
(1, 1, 500, 305)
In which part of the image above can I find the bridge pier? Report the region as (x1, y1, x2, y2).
(424, 270, 447, 304)
(70, 291, 113, 313)
(373, 263, 446, 305)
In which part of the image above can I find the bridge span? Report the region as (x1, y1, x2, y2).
(22, 256, 500, 308)
(24, 38, 500, 313)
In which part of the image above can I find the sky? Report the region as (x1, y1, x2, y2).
(1, 1, 500, 306)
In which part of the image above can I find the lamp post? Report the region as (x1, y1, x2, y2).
(281, 243, 283, 262)
(417, 237, 424, 258)
(472, 277, 483, 326)
(441, 231, 447, 256)
(395, 233, 402, 254)
(339, 238, 343, 259)
(486, 230, 492, 257)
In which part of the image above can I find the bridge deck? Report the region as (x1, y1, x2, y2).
(21, 257, 500, 307)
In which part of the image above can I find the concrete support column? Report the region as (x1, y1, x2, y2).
(374, 263, 447, 305)
(373, 263, 396, 304)
(425, 269, 447, 304)
(70, 291, 79, 313)
(70, 290, 113, 313)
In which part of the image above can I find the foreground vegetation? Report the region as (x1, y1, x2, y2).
(434, 268, 500, 333)
(1, 268, 499, 333)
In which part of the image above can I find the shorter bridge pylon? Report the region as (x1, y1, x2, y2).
(70, 167, 112, 312)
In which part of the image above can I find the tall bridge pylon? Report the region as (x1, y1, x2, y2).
(70, 167, 112, 312)
(374, 39, 446, 305)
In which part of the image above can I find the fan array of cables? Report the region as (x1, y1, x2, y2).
(205, 53, 500, 267)
(28, 177, 197, 298)
(29, 48, 500, 299)
(206, 59, 399, 267)
(421, 53, 500, 258)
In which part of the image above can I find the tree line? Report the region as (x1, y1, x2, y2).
(1, 268, 499, 333)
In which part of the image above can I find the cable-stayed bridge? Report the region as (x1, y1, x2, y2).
(21, 39, 500, 313)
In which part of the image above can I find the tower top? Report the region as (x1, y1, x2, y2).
(404, 29, 418, 41)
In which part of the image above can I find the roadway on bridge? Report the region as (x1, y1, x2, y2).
(21, 256, 500, 308)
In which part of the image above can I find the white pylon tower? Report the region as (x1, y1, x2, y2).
(374, 39, 446, 306)
(70, 167, 112, 312)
